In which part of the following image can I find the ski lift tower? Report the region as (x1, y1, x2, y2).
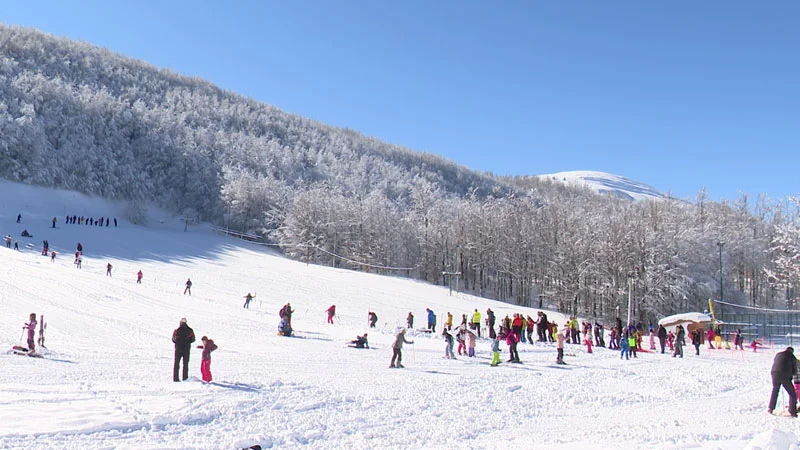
(442, 271, 462, 297)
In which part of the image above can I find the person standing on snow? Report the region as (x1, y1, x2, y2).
(442, 327, 455, 359)
(50, 250, 56, 262)
(24, 313, 37, 352)
(326, 305, 336, 324)
(280, 303, 294, 327)
(426, 308, 436, 332)
(106, 263, 113, 277)
(184, 278, 192, 296)
(471, 309, 482, 338)
(490, 333, 502, 366)
(389, 329, 413, 368)
(446, 312, 453, 330)
(768, 347, 798, 417)
(657, 324, 667, 354)
(556, 325, 567, 365)
(673, 325, 685, 358)
(406, 312, 414, 329)
(197, 336, 218, 383)
(486, 308, 496, 339)
(137, 270, 143, 284)
(505, 326, 520, 363)
(691, 329, 702, 356)
(368, 311, 378, 328)
(243, 293, 255, 309)
(172, 318, 196, 382)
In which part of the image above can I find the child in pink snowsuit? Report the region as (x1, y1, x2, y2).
(583, 331, 593, 353)
(467, 329, 477, 357)
(197, 336, 218, 383)
(25, 313, 37, 352)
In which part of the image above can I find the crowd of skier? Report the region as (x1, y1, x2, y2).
(6, 211, 796, 418)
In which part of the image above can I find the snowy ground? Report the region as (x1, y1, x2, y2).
(0, 181, 798, 450)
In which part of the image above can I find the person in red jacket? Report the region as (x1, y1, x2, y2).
(197, 336, 218, 383)
(707, 328, 716, 349)
(137, 270, 143, 284)
(504, 326, 520, 363)
(326, 305, 336, 324)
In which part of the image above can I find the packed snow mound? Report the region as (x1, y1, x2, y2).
(742, 429, 799, 450)
(539, 170, 665, 201)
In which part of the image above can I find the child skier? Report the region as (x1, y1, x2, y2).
(556, 325, 567, 365)
(491, 333, 502, 366)
(184, 278, 192, 295)
(620, 333, 630, 360)
(197, 336, 218, 383)
(467, 328, 477, 357)
(243, 293, 255, 309)
(629, 332, 638, 358)
(24, 313, 37, 353)
(137, 270, 143, 284)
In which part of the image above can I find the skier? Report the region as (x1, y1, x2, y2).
(628, 331, 637, 358)
(184, 278, 192, 296)
(657, 324, 668, 354)
(442, 327, 455, 359)
(4, 235, 11, 248)
(672, 325, 685, 358)
(52, 217, 56, 228)
(243, 293, 255, 309)
(326, 305, 336, 324)
(106, 263, 113, 277)
(368, 311, 378, 328)
(389, 329, 413, 368)
(172, 318, 195, 382)
(620, 332, 630, 360)
(649, 327, 656, 350)
(137, 270, 143, 284)
(50, 250, 56, 262)
(456, 324, 467, 356)
(280, 303, 294, 327)
(471, 309, 482, 338)
(350, 334, 369, 349)
(486, 308, 496, 339)
(75, 255, 82, 269)
(24, 313, 37, 353)
(691, 329, 701, 356)
(490, 333, 502, 366)
(16, 213, 21, 223)
(77, 242, 83, 253)
(525, 315, 535, 344)
(556, 324, 567, 365)
(733, 329, 744, 351)
(406, 312, 414, 329)
(706, 328, 716, 349)
(768, 347, 798, 417)
(505, 326, 520, 363)
(445, 312, 453, 330)
(197, 336, 218, 383)
(426, 308, 436, 332)
(467, 328, 477, 357)
(21, 229, 31, 237)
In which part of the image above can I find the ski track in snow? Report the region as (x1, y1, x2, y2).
(0, 181, 797, 450)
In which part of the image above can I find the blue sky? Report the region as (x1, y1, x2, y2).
(2, 1, 799, 201)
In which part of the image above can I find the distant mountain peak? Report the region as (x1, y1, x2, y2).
(538, 171, 664, 201)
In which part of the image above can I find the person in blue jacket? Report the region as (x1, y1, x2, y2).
(426, 308, 436, 332)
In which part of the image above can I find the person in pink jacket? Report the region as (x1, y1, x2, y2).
(197, 336, 218, 383)
(466, 328, 477, 357)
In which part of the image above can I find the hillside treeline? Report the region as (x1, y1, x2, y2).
(1, 25, 798, 322)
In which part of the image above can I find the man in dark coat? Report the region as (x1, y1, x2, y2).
(486, 308, 496, 339)
(657, 325, 668, 354)
(768, 347, 798, 416)
(172, 318, 196, 382)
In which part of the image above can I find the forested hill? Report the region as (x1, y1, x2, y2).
(0, 24, 510, 219)
(2, 24, 799, 321)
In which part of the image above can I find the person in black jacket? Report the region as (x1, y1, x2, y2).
(768, 347, 798, 416)
(172, 318, 196, 382)
(657, 325, 668, 354)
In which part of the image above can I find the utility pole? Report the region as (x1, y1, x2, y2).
(627, 273, 634, 327)
(442, 272, 461, 296)
(717, 241, 724, 320)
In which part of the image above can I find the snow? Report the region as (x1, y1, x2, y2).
(0, 180, 798, 450)
(539, 170, 665, 201)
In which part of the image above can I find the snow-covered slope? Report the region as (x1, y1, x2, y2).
(539, 171, 665, 201)
(0, 181, 794, 450)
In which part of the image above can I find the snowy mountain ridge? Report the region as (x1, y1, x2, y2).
(538, 170, 665, 201)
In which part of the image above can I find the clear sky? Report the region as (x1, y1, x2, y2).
(2, 1, 798, 201)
